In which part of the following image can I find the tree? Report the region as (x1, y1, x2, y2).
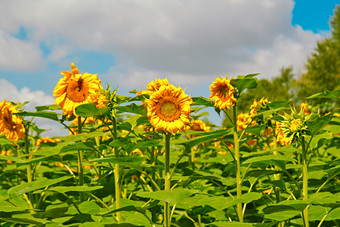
(297, 5, 340, 107)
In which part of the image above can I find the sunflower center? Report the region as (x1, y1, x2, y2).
(3, 109, 15, 129)
(66, 78, 89, 103)
(220, 87, 229, 98)
(159, 100, 181, 121)
(290, 119, 302, 132)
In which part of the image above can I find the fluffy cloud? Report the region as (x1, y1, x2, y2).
(0, 0, 323, 90)
(0, 79, 67, 137)
(0, 30, 43, 71)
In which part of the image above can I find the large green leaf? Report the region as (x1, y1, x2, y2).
(176, 129, 231, 147)
(14, 111, 60, 121)
(307, 89, 340, 100)
(8, 176, 72, 198)
(308, 113, 334, 135)
(90, 156, 146, 170)
(136, 189, 194, 205)
(192, 96, 214, 107)
(75, 103, 109, 118)
(113, 103, 146, 115)
(35, 104, 61, 111)
(230, 74, 259, 94)
(37, 185, 103, 194)
(242, 155, 295, 165)
(325, 207, 340, 221)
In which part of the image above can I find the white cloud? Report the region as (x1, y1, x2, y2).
(0, 79, 67, 137)
(0, 0, 324, 90)
(0, 30, 43, 71)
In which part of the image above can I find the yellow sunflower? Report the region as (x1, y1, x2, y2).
(146, 84, 192, 134)
(250, 97, 270, 116)
(0, 99, 26, 141)
(209, 77, 237, 110)
(300, 102, 310, 115)
(137, 78, 170, 96)
(53, 63, 102, 118)
(236, 113, 253, 131)
(190, 119, 211, 132)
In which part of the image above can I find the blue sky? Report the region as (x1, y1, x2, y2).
(0, 0, 338, 134)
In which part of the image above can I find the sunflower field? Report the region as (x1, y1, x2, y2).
(0, 64, 339, 227)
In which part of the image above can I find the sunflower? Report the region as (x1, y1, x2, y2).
(236, 113, 253, 131)
(189, 120, 211, 132)
(209, 77, 237, 110)
(250, 97, 270, 116)
(53, 63, 102, 118)
(278, 107, 310, 144)
(137, 78, 170, 96)
(300, 102, 310, 115)
(146, 84, 192, 134)
(0, 99, 25, 141)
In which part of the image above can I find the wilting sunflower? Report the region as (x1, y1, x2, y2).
(0, 99, 25, 141)
(209, 77, 237, 110)
(53, 63, 102, 118)
(146, 84, 192, 134)
(250, 97, 270, 116)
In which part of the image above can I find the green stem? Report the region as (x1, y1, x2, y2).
(301, 136, 309, 227)
(164, 133, 171, 227)
(24, 128, 32, 183)
(77, 117, 85, 202)
(233, 106, 243, 223)
(112, 116, 121, 223)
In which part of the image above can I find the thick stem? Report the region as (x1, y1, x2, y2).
(77, 117, 85, 202)
(301, 136, 309, 227)
(112, 117, 121, 223)
(164, 133, 171, 227)
(233, 106, 243, 222)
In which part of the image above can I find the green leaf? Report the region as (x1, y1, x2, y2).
(267, 101, 291, 109)
(192, 96, 214, 107)
(242, 155, 295, 165)
(8, 176, 72, 198)
(308, 113, 333, 135)
(79, 201, 101, 215)
(90, 156, 146, 170)
(35, 104, 61, 111)
(264, 208, 300, 221)
(245, 125, 266, 136)
(209, 222, 254, 227)
(0, 201, 28, 212)
(60, 142, 96, 154)
(113, 103, 146, 115)
(41, 185, 103, 194)
(231, 74, 259, 94)
(307, 89, 340, 100)
(325, 207, 340, 220)
(14, 111, 60, 121)
(136, 189, 194, 205)
(176, 129, 231, 147)
(75, 103, 109, 118)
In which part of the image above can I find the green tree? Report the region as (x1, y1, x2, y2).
(297, 5, 340, 108)
(223, 67, 296, 127)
